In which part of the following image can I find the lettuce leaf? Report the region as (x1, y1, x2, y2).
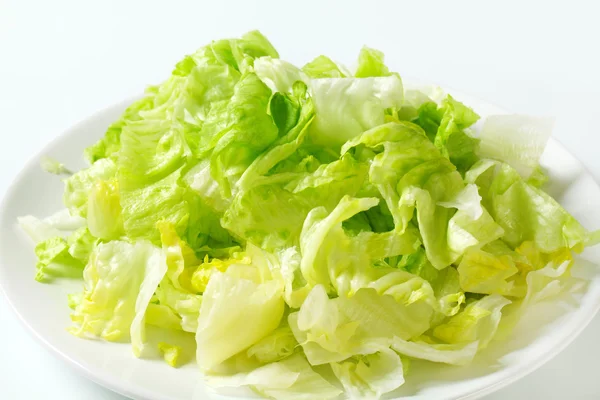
(19, 30, 600, 400)
(196, 270, 284, 371)
(308, 76, 404, 147)
(467, 160, 590, 252)
(477, 115, 553, 178)
(69, 240, 167, 357)
(207, 354, 342, 400)
(289, 285, 432, 365)
(331, 348, 405, 399)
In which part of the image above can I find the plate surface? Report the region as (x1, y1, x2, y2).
(2, 89, 600, 400)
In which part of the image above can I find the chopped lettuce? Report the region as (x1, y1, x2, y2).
(69, 240, 167, 358)
(477, 115, 554, 178)
(308, 76, 404, 147)
(196, 270, 284, 371)
(207, 354, 342, 400)
(19, 30, 600, 400)
(331, 348, 405, 400)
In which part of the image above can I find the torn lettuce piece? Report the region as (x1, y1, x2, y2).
(246, 323, 299, 364)
(223, 157, 368, 251)
(432, 294, 511, 350)
(236, 81, 314, 191)
(207, 354, 342, 400)
(40, 156, 72, 175)
(354, 47, 392, 78)
(64, 159, 117, 217)
(33, 236, 85, 282)
(69, 240, 167, 358)
(120, 169, 189, 243)
(42, 209, 86, 232)
(289, 285, 431, 365)
(87, 179, 124, 240)
(19, 215, 97, 281)
(155, 278, 202, 333)
(302, 55, 347, 78)
(254, 57, 307, 93)
(390, 337, 478, 366)
(477, 115, 553, 179)
(343, 122, 500, 269)
(196, 270, 284, 371)
(467, 159, 591, 252)
(308, 76, 404, 147)
(299, 196, 419, 296)
(331, 348, 405, 400)
(208, 72, 279, 197)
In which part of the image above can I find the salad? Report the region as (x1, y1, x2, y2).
(19, 30, 599, 399)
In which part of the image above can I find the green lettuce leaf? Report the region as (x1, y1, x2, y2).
(196, 270, 284, 371)
(120, 169, 189, 242)
(154, 277, 202, 333)
(32, 236, 85, 282)
(354, 47, 392, 78)
(432, 294, 511, 350)
(206, 354, 342, 400)
(331, 348, 405, 399)
(236, 82, 314, 192)
(64, 159, 117, 217)
(477, 115, 553, 178)
(246, 323, 299, 364)
(390, 337, 478, 366)
(69, 240, 167, 358)
(308, 76, 404, 147)
(467, 160, 590, 252)
(18, 215, 95, 282)
(299, 196, 420, 296)
(289, 285, 431, 365)
(254, 57, 307, 93)
(208, 72, 279, 197)
(86, 179, 124, 240)
(66, 227, 97, 264)
(411, 96, 480, 172)
(343, 122, 501, 269)
(85, 96, 155, 163)
(223, 156, 369, 250)
(302, 55, 347, 78)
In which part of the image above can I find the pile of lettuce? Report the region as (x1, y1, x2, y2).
(20, 31, 599, 399)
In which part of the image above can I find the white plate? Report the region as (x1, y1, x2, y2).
(1, 89, 600, 400)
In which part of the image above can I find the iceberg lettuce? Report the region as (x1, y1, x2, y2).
(20, 30, 600, 400)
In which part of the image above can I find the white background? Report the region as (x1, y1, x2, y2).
(1, 1, 600, 399)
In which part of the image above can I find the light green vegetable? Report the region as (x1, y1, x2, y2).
(477, 115, 554, 178)
(302, 55, 347, 78)
(390, 337, 479, 366)
(33, 236, 85, 282)
(196, 270, 284, 371)
(69, 240, 167, 358)
(20, 31, 600, 400)
(207, 354, 342, 400)
(354, 47, 392, 78)
(18, 215, 92, 281)
(40, 156, 72, 175)
(432, 294, 511, 349)
(87, 179, 124, 240)
(308, 76, 404, 147)
(289, 285, 432, 365)
(331, 348, 405, 400)
(64, 158, 117, 217)
(246, 324, 299, 364)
